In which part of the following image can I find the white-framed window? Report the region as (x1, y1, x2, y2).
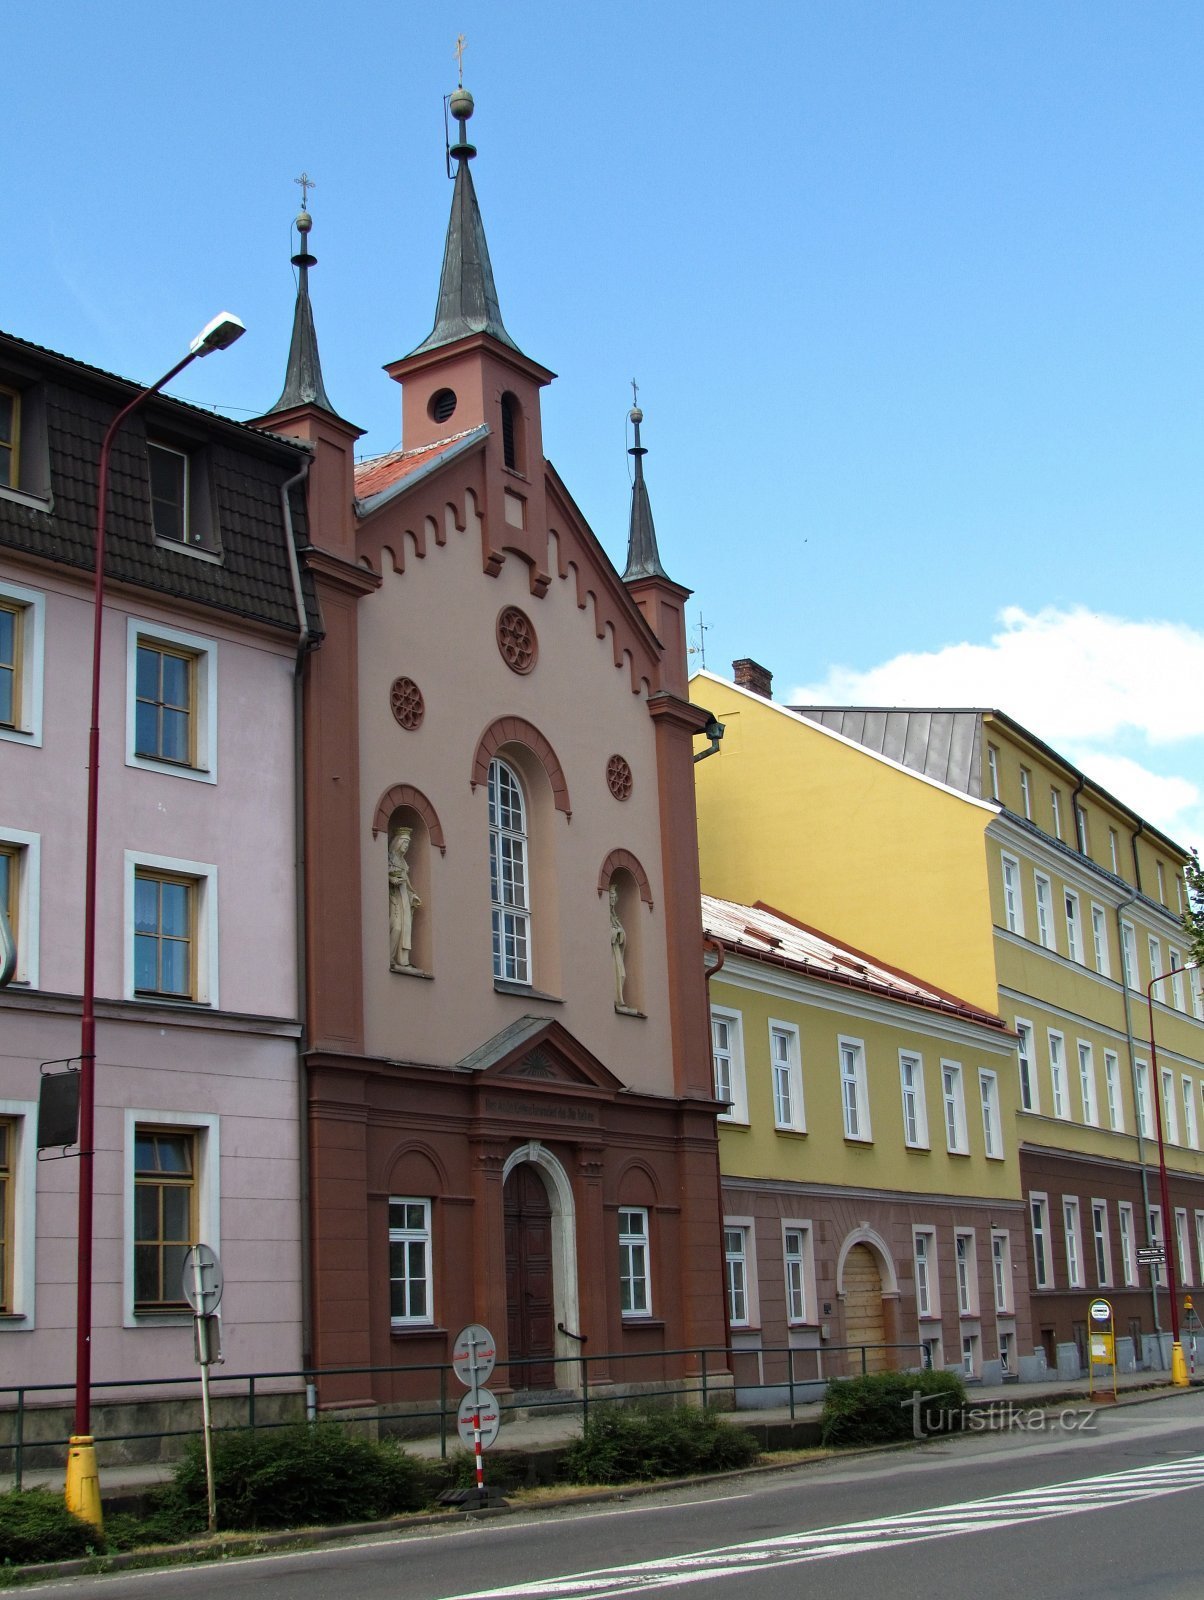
(1048, 1032, 1068, 1119)
(125, 620, 218, 782)
(711, 1008, 748, 1123)
(1135, 1061, 1153, 1138)
(1175, 1207, 1192, 1288)
(1064, 890, 1083, 963)
(0, 826, 40, 988)
(1076, 805, 1089, 856)
(899, 1051, 929, 1148)
(1195, 1214, 1204, 1291)
(1001, 854, 1024, 935)
(979, 1070, 1003, 1158)
(839, 1036, 871, 1142)
(1121, 921, 1139, 989)
(1157, 861, 1167, 905)
(489, 757, 531, 984)
(1194, 967, 1204, 1022)
(1019, 767, 1032, 819)
(389, 1197, 433, 1324)
(942, 1061, 968, 1153)
(914, 1228, 938, 1318)
(0, 580, 45, 748)
(1183, 1077, 1199, 1149)
(987, 744, 1000, 799)
(1149, 1205, 1167, 1288)
(146, 439, 218, 553)
(1118, 1202, 1138, 1286)
(769, 1020, 804, 1132)
(999, 1330, 1013, 1375)
(1104, 1051, 1123, 1132)
(0, 1101, 36, 1327)
(1077, 1042, 1098, 1126)
(124, 851, 218, 1005)
(724, 1219, 755, 1328)
(1148, 935, 1163, 993)
(1090, 905, 1110, 977)
(123, 1108, 218, 1326)
(1050, 787, 1063, 839)
(618, 1206, 651, 1317)
(955, 1230, 978, 1315)
(1109, 827, 1120, 873)
(1016, 1020, 1038, 1112)
(1168, 949, 1185, 1010)
(1177, 874, 1186, 915)
(962, 1332, 979, 1378)
(1034, 873, 1055, 950)
(1161, 1067, 1180, 1144)
(1063, 1197, 1084, 1288)
(1030, 1194, 1052, 1288)
(1091, 1201, 1111, 1286)
(782, 1223, 813, 1325)
(991, 1230, 1012, 1313)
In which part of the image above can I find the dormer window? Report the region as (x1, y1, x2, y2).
(148, 442, 189, 543)
(500, 392, 523, 471)
(0, 386, 19, 488)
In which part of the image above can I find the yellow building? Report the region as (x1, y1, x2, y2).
(704, 896, 1028, 1384)
(694, 661, 1204, 1377)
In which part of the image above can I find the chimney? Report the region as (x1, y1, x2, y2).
(733, 658, 773, 699)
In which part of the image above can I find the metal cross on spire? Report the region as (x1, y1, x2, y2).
(454, 33, 467, 87)
(294, 172, 316, 207)
(630, 378, 639, 409)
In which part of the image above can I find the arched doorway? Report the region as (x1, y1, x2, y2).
(504, 1163, 556, 1389)
(842, 1243, 888, 1374)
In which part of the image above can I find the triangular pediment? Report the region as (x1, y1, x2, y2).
(458, 1016, 624, 1094)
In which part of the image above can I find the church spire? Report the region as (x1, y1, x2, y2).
(408, 85, 522, 357)
(623, 395, 670, 582)
(269, 175, 337, 416)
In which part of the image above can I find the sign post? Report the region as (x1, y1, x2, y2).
(181, 1244, 224, 1532)
(451, 1323, 500, 1507)
(1185, 1295, 1201, 1377)
(1087, 1296, 1116, 1401)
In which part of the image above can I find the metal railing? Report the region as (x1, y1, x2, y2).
(0, 1340, 924, 1490)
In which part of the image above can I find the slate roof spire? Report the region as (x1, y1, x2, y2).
(623, 399, 670, 582)
(269, 180, 338, 415)
(409, 86, 522, 357)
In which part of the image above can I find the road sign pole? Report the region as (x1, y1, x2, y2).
(193, 1251, 218, 1532)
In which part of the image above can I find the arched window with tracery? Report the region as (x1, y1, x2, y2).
(488, 757, 530, 982)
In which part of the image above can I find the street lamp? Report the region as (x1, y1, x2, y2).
(1145, 962, 1194, 1389)
(66, 314, 246, 1528)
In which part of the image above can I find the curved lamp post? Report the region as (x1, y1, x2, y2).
(67, 314, 245, 1528)
(1145, 962, 1195, 1389)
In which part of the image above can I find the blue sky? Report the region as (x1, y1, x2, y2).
(8, 2, 1204, 847)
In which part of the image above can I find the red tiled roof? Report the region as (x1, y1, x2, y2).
(354, 428, 483, 500)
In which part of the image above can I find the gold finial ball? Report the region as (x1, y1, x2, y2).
(629, 406, 643, 425)
(450, 87, 474, 120)
(296, 210, 313, 234)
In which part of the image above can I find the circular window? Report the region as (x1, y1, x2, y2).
(606, 755, 633, 801)
(429, 388, 457, 424)
(496, 607, 537, 675)
(389, 676, 425, 730)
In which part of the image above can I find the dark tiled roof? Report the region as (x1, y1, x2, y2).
(0, 332, 320, 637)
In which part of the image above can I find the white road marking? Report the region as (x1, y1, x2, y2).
(440, 1452, 1204, 1600)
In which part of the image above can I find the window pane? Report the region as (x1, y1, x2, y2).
(134, 932, 159, 991)
(161, 938, 191, 996)
(161, 653, 189, 707)
(135, 875, 160, 934)
(161, 1185, 191, 1239)
(134, 1243, 158, 1303)
(161, 708, 189, 763)
(155, 1135, 192, 1175)
(135, 645, 159, 700)
(134, 1185, 159, 1242)
(160, 881, 190, 936)
(134, 700, 160, 757)
(162, 1243, 189, 1302)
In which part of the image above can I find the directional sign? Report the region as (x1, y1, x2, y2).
(181, 1244, 224, 1316)
(452, 1323, 497, 1385)
(1137, 1247, 1166, 1264)
(1089, 1298, 1112, 1324)
(457, 1386, 501, 1450)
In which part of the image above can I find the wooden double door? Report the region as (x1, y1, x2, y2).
(843, 1244, 888, 1374)
(504, 1164, 556, 1389)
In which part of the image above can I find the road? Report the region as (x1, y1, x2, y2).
(19, 1393, 1204, 1599)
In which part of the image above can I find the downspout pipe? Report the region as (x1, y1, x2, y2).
(703, 936, 734, 1363)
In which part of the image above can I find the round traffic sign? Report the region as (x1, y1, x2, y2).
(1089, 1298, 1111, 1324)
(456, 1386, 501, 1450)
(181, 1244, 223, 1316)
(452, 1323, 497, 1385)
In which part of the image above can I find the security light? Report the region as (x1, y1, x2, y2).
(190, 312, 246, 357)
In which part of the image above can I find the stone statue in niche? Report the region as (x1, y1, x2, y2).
(609, 883, 627, 1008)
(388, 826, 422, 969)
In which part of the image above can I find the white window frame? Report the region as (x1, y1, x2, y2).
(1121, 921, 1139, 989)
(123, 1107, 219, 1327)
(1063, 1197, 1084, 1289)
(1109, 828, 1120, 873)
(1135, 1061, 1153, 1138)
(899, 1050, 929, 1148)
(1034, 873, 1055, 950)
(991, 1229, 1012, 1313)
(1091, 1200, 1111, 1287)
(1090, 904, 1110, 978)
(987, 743, 1000, 799)
(1048, 1031, 1068, 1120)
(488, 757, 532, 985)
(1168, 949, 1185, 1010)
(1064, 890, 1083, 964)
(839, 1036, 871, 1142)
(1183, 1076, 1199, 1150)
(0, 826, 40, 988)
(1001, 854, 1024, 936)
(955, 1230, 978, 1316)
(914, 1227, 939, 1318)
(1030, 1193, 1053, 1289)
(1148, 935, 1162, 992)
(1076, 805, 1089, 856)
(1104, 1050, 1123, 1132)
(389, 1196, 434, 1326)
(962, 1332, 979, 1378)
(0, 1100, 37, 1328)
(1016, 1019, 1038, 1113)
(1195, 1214, 1204, 1291)
(942, 1061, 968, 1153)
(1149, 1205, 1167, 1288)
(1019, 767, 1032, 819)
(125, 619, 218, 784)
(1077, 1041, 1098, 1126)
(782, 1221, 815, 1326)
(979, 1069, 1003, 1159)
(0, 579, 45, 748)
(711, 1007, 748, 1124)
(123, 850, 218, 1006)
(618, 1206, 652, 1319)
(1161, 1066, 1180, 1144)
(1157, 861, 1167, 905)
(1118, 1201, 1138, 1286)
(768, 1019, 805, 1132)
(1193, 966, 1204, 1022)
(1175, 1207, 1192, 1289)
(724, 1217, 756, 1329)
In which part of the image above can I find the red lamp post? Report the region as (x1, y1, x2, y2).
(1145, 963, 1193, 1388)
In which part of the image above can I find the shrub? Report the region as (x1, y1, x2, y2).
(167, 1422, 428, 1532)
(820, 1368, 967, 1447)
(0, 1489, 101, 1564)
(563, 1404, 759, 1485)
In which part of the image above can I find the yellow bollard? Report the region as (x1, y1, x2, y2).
(64, 1435, 103, 1533)
(1171, 1341, 1190, 1388)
